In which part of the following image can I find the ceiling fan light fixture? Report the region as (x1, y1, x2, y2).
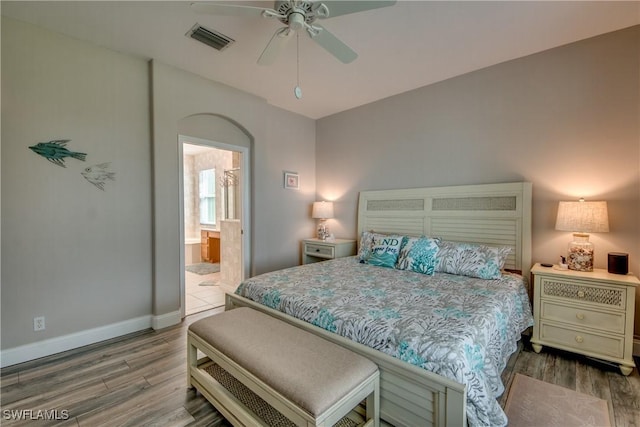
(191, 0, 396, 63)
(288, 11, 306, 30)
(186, 23, 235, 51)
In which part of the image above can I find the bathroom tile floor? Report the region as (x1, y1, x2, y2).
(185, 269, 238, 316)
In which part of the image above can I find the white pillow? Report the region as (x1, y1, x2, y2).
(435, 241, 510, 279)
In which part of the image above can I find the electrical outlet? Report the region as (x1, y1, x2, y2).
(34, 316, 45, 331)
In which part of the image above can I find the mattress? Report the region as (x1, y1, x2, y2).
(236, 256, 534, 427)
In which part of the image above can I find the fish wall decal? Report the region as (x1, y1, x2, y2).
(29, 139, 86, 167)
(81, 163, 115, 191)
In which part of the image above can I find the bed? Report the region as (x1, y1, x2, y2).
(226, 182, 534, 427)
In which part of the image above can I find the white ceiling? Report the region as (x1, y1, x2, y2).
(2, 1, 639, 119)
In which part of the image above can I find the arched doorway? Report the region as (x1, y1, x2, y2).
(177, 114, 252, 317)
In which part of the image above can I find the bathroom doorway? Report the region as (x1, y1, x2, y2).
(179, 135, 248, 316)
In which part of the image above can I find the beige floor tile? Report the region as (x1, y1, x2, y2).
(185, 269, 232, 316)
(198, 293, 226, 306)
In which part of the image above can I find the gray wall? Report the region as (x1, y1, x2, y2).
(316, 26, 640, 335)
(1, 17, 316, 356)
(2, 17, 152, 348)
(151, 61, 316, 318)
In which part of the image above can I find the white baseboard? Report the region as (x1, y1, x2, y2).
(0, 311, 182, 368)
(152, 310, 182, 330)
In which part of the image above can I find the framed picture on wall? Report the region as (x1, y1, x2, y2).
(283, 171, 299, 190)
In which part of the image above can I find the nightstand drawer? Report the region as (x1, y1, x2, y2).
(541, 277, 626, 310)
(301, 239, 356, 265)
(305, 243, 334, 259)
(540, 300, 625, 334)
(539, 322, 624, 359)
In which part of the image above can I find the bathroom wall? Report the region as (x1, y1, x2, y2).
(183, 154, 198, 239)
(192, 149, 233, 231)
(221, 219, 242, 286)
(183, 148, 234, 240)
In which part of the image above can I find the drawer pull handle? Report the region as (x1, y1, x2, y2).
(577, 291, 585, 298)
(576, 313, 585, 320)
(575, 335, 584, 344)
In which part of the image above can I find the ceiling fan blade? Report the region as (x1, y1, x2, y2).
(258, 27, 293, 66)
(309, 24, 357, 64)
(191, 2, 270, 17)
(313, 1, 396, 19)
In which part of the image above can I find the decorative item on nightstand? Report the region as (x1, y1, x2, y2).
(608, 252, 629, 275)
(555, 198, 609, 272)
(312, 201, 334, 240)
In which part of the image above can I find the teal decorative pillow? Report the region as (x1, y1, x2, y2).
(435, 241, 511, 279)
(366, 235, 403, 268)
(396, 236, 440, 275)
(358, 231, 396, 261)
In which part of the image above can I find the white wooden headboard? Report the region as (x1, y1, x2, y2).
(358, 182, 533, 278)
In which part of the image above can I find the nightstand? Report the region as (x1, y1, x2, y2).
(530, 263, 639, 375)
(302, 238, 356, 265)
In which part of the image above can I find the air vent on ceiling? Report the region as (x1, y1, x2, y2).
(187, 24, 234, 51)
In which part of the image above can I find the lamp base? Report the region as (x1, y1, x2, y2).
(567, 233, 594, 272)
(317, 221, 330, 240)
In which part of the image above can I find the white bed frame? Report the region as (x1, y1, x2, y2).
(227, 181, 533, 427)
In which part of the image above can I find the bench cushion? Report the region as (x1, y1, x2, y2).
(189, 307, 378, 417)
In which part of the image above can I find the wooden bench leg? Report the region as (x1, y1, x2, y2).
(365, 376, 380, 427)
(187, 337, 197, 389)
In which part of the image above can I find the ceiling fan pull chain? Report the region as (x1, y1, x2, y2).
(297, 32, 300, 86)
(294, 31, 302, 99)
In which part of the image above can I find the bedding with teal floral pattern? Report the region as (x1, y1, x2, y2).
(236, 257, 533, 427)
(396, 236, 440, 274)
(436, 241, 511, 279)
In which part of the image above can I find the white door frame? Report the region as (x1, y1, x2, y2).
(178, 134, 251, 317)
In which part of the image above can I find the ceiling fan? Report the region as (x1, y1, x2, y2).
(191, 1, 396, 65)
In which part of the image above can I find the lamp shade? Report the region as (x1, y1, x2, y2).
(555, 199, 609, 233)
(312, 201, 334, 219)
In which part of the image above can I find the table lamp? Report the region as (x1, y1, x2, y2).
(555, 198, 609, 271)
(312, 201, 334, 240)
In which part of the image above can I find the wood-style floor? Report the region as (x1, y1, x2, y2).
(500, 336, 640, 426)
(2, 308, 639, 426)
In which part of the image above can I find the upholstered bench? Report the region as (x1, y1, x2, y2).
(187, 307, 380, 427)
